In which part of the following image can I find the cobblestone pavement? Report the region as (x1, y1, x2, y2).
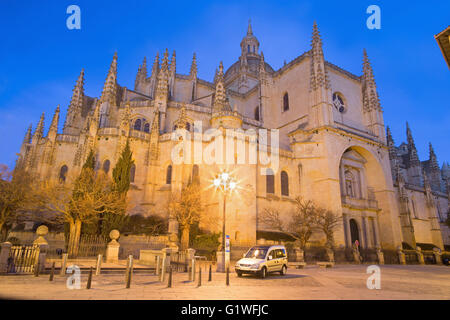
(0, 265, 449, 300)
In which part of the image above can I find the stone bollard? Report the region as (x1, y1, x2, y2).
(0, 242, 12, 274)
(191, 259, 196, 282)
(156, 255, 161, 276)
(95, 254, 102, 276)
(106, 230, 120, 263)
(60, 253, 68, 275)
(376, 245, 385, 265)
(226, 266, 230, 286)
(49, 262, 55, 281)
(168, 266, 173, 288)
(86, 267, 93, 289)
(126, 255, 133, 289)
(397, 246, 406, 265)
(160, 254, 166, 282)
(208, 264, 212, 281)
(433, 248, 442, 265)
(197, 267, 202, 287)
(416, 247, 425, 265)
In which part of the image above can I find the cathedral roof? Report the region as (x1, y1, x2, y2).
(224, 56, 274, 81)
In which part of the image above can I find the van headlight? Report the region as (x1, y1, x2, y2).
(250, 263, 260, 269)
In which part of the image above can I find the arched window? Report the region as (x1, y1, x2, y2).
(345, 170, 355, 198)
(349, 219, 360, 246)
(333, 92, 345, 113)
(166, 165, 172, 185)
(129, 164, 136, 183)
(248, 45, 250, 53)
(102, 160, 110, 174)
(192, 164, 199, 183)
(281, 171, 289, 196)
(266, 169, 275, 194)
(186, 123, 191, 131)
(235, 231, 240, 241)
(283, 93, 289, 112)
(254, 106, 260, 121)
(134, 119, 142, 131)
(144, 123, 150, 133)
(59, 165, 68, 183)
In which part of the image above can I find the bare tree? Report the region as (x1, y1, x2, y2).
(0, 165, 35, 240)
(260, 197, 318, 250)
(34, 170, 126, 256)
(167, 180, 203, 250)
(314, 207, 342, 248)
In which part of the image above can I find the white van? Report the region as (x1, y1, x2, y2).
(235, 245, 288, 279)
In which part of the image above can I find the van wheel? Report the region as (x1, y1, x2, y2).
(280, 265, 287, 276)
(260, 267, 267, 279)
(236, 271, 242, 277)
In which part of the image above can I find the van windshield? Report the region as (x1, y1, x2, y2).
(245, 247, 268, 259)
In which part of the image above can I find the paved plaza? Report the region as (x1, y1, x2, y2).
(0, 264, 449, 300)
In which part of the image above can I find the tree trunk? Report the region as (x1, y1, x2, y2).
(68, 221, 76, 257)
(0, 221, 6, 242)
(180, 226, 190, 250)
(72, 219, 82, 257)
(67, 220, 82, 257)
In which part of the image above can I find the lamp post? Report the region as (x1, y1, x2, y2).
(213, 172, 237, 272)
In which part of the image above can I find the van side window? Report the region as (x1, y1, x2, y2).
(268, 250, 275, 260)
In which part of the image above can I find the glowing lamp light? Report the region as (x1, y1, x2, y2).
(213, 178, 221, 187)
(229, 181, 236, 190)
(221, 172, 229, 181)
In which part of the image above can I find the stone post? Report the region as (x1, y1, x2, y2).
(60, 253, 68, 275)
(415, 246, 425, 265)
(0, 242, 12, 273)
(95, 254, 103, 275)
(433, 248, 442, 265)
(37, 243, 49, 273)
(162, 247, 173, 271)
(397, 245, 406, 265)
(106, 230, 120, 263)
(376, 245, 384, 265)
(186, 248, 196, 265)
(293, 247, 305, 262)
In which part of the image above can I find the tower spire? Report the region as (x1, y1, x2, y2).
(429, 142, 439, 170)
(362, 49, 381, 112)
(48, 104, 60, 137)
(190, 53, 197, 79)
(100, 52, 118, 104)
(406, 122, 420, 166)
(151, 52, 160, 77)
(309, 21, 330, 91)
(213, 62, 232, 113)
(134, 57, 147, 91)
(247, 19, 253, 35)
(23, 124, 32, 145)
(64, 69, 85, 133)
(33, 112, 45, 143)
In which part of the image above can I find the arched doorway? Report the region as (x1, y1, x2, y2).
(349, 219, 360, 245)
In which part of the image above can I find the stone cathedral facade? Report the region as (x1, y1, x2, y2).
(16, 22, 450, 251)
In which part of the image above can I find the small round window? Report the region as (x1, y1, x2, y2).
(333, 93, 346, 113)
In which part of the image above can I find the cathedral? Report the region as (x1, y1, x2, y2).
(16, 21, 450, 251)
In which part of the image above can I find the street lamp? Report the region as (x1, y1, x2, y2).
(213, 171, 237, 272)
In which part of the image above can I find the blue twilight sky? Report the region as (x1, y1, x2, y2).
(0, 1, 449, 169)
